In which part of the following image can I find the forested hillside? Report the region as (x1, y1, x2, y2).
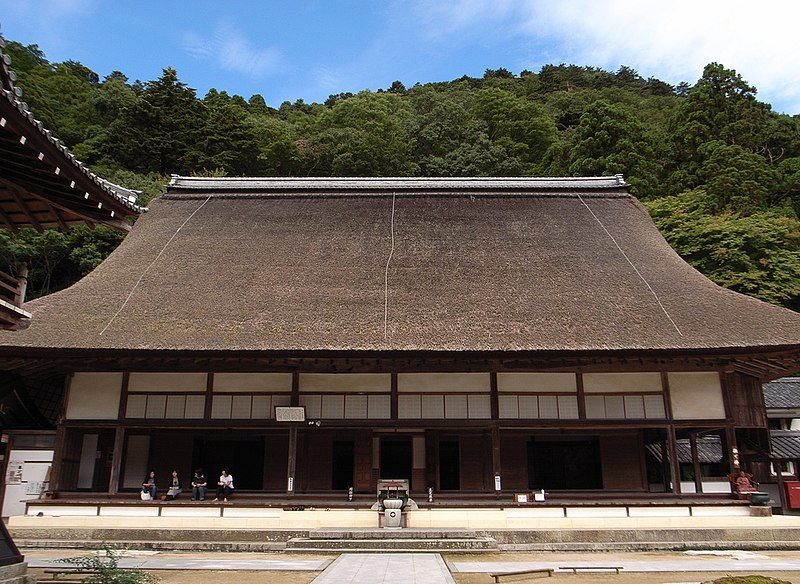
(2, 39, 799, 310)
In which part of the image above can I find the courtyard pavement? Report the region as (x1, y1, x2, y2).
(312, 554, 455, 584)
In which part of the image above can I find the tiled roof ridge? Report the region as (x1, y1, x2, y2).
(166, 175, 632, 198)
(0, 36, 145, 214)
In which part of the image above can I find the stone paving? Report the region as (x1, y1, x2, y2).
(312, 553, 455, 584)
(28, 557, 330, 571)
(450, 553, 800, 574)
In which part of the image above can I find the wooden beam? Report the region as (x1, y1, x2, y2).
(0, 207, 16, 231)
(0, 177, 118, 231)
(5, 181, 41, 231)
(48, 203, 69, 231)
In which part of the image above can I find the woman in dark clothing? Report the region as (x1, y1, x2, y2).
(191, 468, 207, 501)
(141, 470, 156, 500)
(165, 470, 181, 500)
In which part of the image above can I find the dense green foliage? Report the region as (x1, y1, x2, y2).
(3, 40, 800, 309)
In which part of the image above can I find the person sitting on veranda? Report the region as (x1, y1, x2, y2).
(141, 470, 156, 500)
(191, 468, 207, 501)
(214, 468, 234, 503)
(165, 470, 181, 501)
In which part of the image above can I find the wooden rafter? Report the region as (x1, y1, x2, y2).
(5, 181, 41, 231)
(0, 103, 132, 219)
(0, 177, 130, 232)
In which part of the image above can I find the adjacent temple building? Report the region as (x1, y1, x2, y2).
(1, 37, 800, 527)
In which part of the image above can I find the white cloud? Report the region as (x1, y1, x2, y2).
(1, 0, 93, 49)
(410, 0, 800, 113)
(183, 21, 282, 79)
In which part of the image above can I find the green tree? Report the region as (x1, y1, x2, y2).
(646, 190, 800, 309)
(549, 100, 663, 196)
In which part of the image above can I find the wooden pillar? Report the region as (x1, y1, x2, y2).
(690, 433, 703, 494)
(775, 458, 788, 511)
(49, 425, 67, 493)
(203, 372, 214, 419)
(491, 426, 502, 495)
(667, 426, 682, 494)
(286, 426, 298, 496)
(489, 373, 499, 420)
(291, 371, 300, 407)
(390, 373, 398, 419)
(765, 426, 788, 511)
(660, 439, 670, 492)
(107, 426, 125, 495)
(725, 426, 738, 473)
(576, 372, 586, 420)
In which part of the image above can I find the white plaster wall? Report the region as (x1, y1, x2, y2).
(66, 372, 122, 420)
(497, 373, 577, 393)
(398, 373, 490, 393)
(299, 373, 390, 392)
(128, 372, 207, 392)
(668, 372, 726, 420)
(214, 373, 292, 392)
(76, 434, 98, 489)
(122, 435, 150, 489)
(583, 372, 662, 393)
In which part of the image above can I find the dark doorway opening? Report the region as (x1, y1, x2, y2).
(527, 437, 602, 490)
(380, 437, 413, 490)
(439, 439, 460, 490)
(192, 437, 265, 490)
(331, 440, 355, 490)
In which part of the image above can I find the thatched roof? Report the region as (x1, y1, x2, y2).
(1, 176, 800, 354)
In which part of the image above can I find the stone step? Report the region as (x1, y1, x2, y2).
(286, 537, 498, 551)
(11, 528, 304, 543)
(15, 540, 285, 552)
(311, 528, 478, 540)
(500, 541, 800, 552)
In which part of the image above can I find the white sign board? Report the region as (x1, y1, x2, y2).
(275, 406, 305, 422)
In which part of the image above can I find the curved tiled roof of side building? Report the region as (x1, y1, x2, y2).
(764, 377, 800, 409)
(0, 176, 799, 353)
(0, 36, 144, 217)
(769, 430, 800, 459)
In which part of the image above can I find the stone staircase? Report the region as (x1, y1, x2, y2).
(0, 563, 34, 584)
(285, 528, 499, 552)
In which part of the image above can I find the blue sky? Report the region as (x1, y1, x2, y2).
(2, 0, 800, 113)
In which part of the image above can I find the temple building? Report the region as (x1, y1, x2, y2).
(0, 174, 799, 507)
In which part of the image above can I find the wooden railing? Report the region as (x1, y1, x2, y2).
(0, 266, 25, 306)
(0, 263, 30, 328)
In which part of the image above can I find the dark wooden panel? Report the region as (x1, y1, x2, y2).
(460, 433, 487, 491)
(725, 372, 768, 427)
(148, 433, 194, 490)
(263, 432, 288, 491)
(499, 433, 527, 491)
(353, 430, 372, 493)
(305, 433, 332, 491)
(600, 433, 644, 490)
